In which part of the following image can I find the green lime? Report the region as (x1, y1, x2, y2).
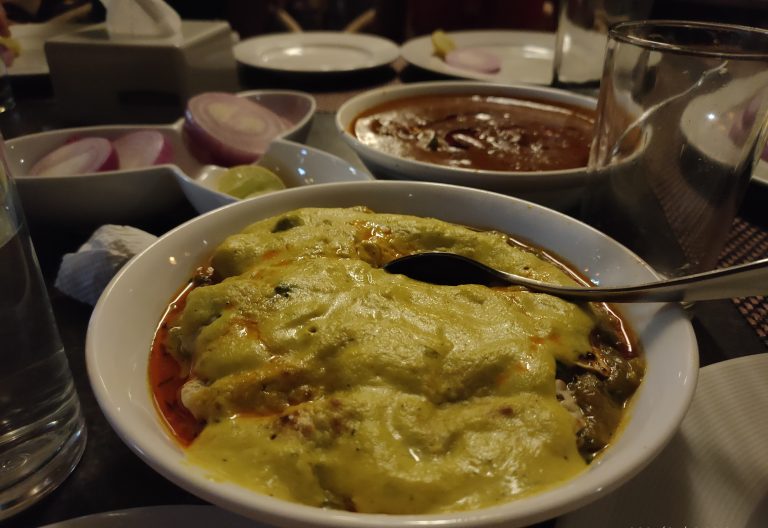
(217, 165, 286, 199)
(431, 30, 455, 58)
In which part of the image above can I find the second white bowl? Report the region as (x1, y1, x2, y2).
(336, 81, 597, 211)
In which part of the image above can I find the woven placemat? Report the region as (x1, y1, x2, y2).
(717, 216, 768, 348)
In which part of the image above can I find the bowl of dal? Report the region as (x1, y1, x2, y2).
(335, 81, 598, 211)
(86, 181, 697, 527)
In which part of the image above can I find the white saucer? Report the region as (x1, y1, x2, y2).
(39, 505, 267, 527)
(400, 30, 555, 85)
(557, 353, 768, 528)
(233, 31, 399, 73)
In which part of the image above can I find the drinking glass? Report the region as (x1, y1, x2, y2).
(0, 134, 86, 520)
(0, 59, 14, 113)
(553, 0, 654, 87)
(581, 20, 768, 278)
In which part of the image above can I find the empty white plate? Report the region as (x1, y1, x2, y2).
(233, 32, 399, 73)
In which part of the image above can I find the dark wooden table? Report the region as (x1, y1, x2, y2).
(1, 66, 766, 528)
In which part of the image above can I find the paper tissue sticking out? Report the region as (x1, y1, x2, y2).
(55, 225, 158, 306)
(99, 0, 182, 39)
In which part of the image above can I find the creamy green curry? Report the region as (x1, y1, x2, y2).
(151, 207, 643, 514)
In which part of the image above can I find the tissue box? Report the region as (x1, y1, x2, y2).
(45, 20, 239, 124)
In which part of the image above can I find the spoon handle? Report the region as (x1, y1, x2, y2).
(519, 258, 768, 302)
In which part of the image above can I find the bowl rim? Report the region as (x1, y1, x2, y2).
(86, 180, 698, 528)
(335, 81, 598, 180)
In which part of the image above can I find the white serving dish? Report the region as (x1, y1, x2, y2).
(4, 90, 368, 222)
(335, 81, 597, 211)
(87, 181, 698, 528)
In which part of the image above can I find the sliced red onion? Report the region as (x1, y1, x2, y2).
(730, 94, 768, 161)
(30, 137, 118, 177)
(742, 96, 768, 161)
(741, 94, 762, 131)
(113, 130, 174, 169)
(445, 47, 502, 74)
(183, 92, 293, 167)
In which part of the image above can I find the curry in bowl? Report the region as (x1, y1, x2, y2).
(350, 94, 595, 172)
(150, 206, 643, 514)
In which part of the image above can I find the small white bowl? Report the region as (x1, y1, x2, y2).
(87, 181, 697, 528)
(178, 139, 374, 214)
(5, 90, 320, 223)
(335, 81, 597, 211)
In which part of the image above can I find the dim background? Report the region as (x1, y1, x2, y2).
(3, 0, 768, 41)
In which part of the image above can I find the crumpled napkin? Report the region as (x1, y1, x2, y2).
(55, 225, 158, 306)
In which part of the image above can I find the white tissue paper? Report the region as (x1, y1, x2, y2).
(55, 225, 158, 306)
(99, 0, 182, 39)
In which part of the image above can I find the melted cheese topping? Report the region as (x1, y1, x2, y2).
(166, 207, 606, 513)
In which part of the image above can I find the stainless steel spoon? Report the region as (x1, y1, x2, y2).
(383, 252, 768, 302)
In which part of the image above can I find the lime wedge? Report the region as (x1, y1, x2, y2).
(217, 165, 286, 199)
(431, 30, 456, 58)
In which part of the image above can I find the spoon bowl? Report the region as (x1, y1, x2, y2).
(384, 252, 768, 302)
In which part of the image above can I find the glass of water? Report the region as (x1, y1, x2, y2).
(0, 59, 14, 113)
(0, 133, 86, 520)
(553, 0, 654, 88)
(581, 20, 768, 278)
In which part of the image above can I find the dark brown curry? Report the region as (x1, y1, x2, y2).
(352, 94, 596, 172)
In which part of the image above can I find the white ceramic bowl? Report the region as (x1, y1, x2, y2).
(87, 181, 698, 528)
(335, 81, 597, 211)
(5, 90, 318, 223)
(176, 139, 373, 214)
